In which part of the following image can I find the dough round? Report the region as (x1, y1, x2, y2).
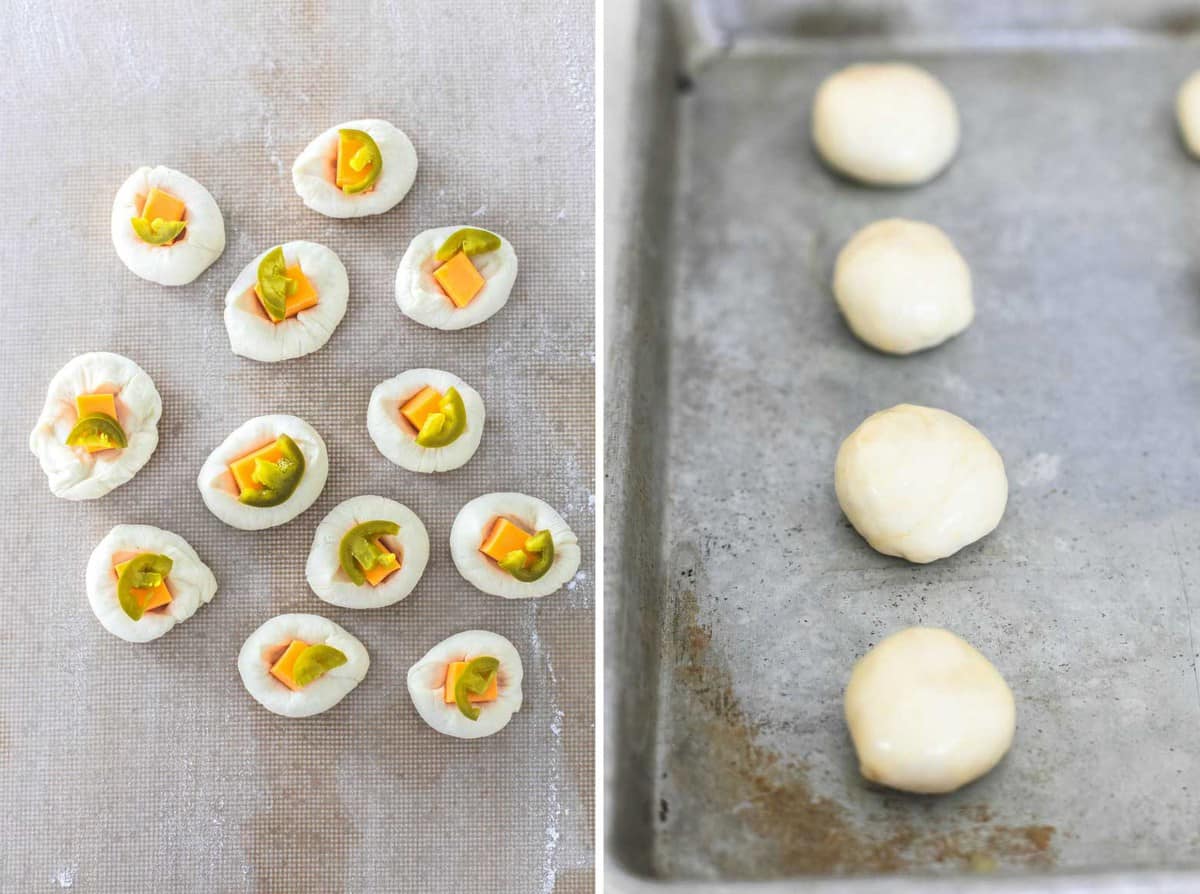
(396, 226, 518, 330)
(366, 368, 485, 473)
(835, 404, 1007, 564)
(292, 119, 417, 218)
(238, 614, 369, 718)
(224, 241, 348, 362)
(305, 495, 430, 609)
(834, 218, 973, 355)
(407, 630, 523, 739)
(29, 352, 162, 501)
(111, 165, 225, 285)
(197, 414, 328, 531)
(1177, 70, 1200, 158)
(450, 493, 581, 599)
(812, 63, 959, 186)
(86, 525, 217, 643)
(845, 627, 1015, 794)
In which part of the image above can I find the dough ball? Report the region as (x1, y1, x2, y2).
(845, 627, 1015, 794)
(366, 368, 485, 473)
(292, 119, 417, 218)
(833, 218, 973, 355)
(407, 630, 524, 739)
(396, 226, 517, 330)
(835, 404, 1007, 563)
(1177, 70, 1200, 158)
(812, 63, 959, 186)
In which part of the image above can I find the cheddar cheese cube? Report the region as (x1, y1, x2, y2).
(229, 441, 285, 494)
(254, 264, 319, 320)
(75, 393, 119, 453)
(141, 188, 186, 223)
(400, 386, 443, 431)
(335, 132, 375, 192)
(270, 640, 309, 691)
(433, 251, 485, 308)
(113, 556, 173, 612)
(480, 517, 534, 564)
(443, 660, 500, 705)
(362, 538, 400, 587)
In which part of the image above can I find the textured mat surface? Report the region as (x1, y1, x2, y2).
(0, 2, 594, 891)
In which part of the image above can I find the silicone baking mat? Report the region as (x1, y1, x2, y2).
(0, 2, 594, 892)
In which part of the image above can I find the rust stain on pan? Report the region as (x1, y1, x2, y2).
(666, 586, 1055, 876)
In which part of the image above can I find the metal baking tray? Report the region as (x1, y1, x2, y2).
(0, 2, 593, 892)
(605, 1, 1200, 890)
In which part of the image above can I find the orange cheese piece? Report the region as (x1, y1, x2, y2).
(141, 188, 186, 223)
(335, 132, 375, 192)
(270, 640, 309, 691)
(480, 517, 534, 564)
(362, 538, 401, 587)
(433, 251, 485, 308)
(113, 556, 173, 613)
(254, 264, 319, 320)
(400, 386, 444, 431)
(229, 441, 284, 494)
(75, 393, 119, 453)
(443, 660, 500, 705)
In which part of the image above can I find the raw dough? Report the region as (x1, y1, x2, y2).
(86, 525, 217, 643)
(238, 614, 369, 718)
(196, 414, 328, 531)
(835, 404, 1007, 564)
(845, 627, 1015, 794)
(450, 492, 581, 599)
(29, 352, 162, 500)
(111, 165, 225, 285)
(1177, 70, 1200, 158)
(834, 218, 973, 355)
(396, 226, 518, 330)
(292, 119, 417, 218)
(366, 368, 485, 473)
(812, 63, 959, 186)
(407, 630, 523, 739)
(305, 495, 430, 609)
(224, 241, 348, 362)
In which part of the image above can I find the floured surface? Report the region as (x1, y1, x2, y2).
(0, 2, 593, 892)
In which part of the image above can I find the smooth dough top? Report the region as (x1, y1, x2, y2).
(224, 241, 349, 362)
(407, 630, 524, 739)
(111, 165, 225, 285)
(833, 218, 973, 355)
(292, 119, 417, 218)
(835, 404, 1007, 564)
(86, 524, 217, 643)
(395, 226, 518, 330)
(29, 351, 162, 501)
(845, 626, 1016, 794)
(1177, 70, 1200, 158)
(812, 63, 960, 186)
(450, 492, 581, 599)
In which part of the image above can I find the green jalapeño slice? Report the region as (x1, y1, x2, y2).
(338, 520, 401, 586)
(117, 553, 173, 621)
(498, 530, 554, 582)
(454, 656, 500, 721)
(435, 227, 501, 262)
(66, 412, 127, 451)
(292, 643, 348, 687)
(238, 434, 305, 507)
(130, 216, 187, 245)
(337, 128, 382, 195)
(255, 246, 296, 322)
(414, 387, 466, 448)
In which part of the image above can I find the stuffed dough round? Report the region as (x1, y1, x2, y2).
(395, 226, 518, 330)
(197, 414, 328, 531)
(305, 495, 430, 609)
(86, 525, 217, 643)
(450, 492, 581, 599)
(30, 352, 162, 501)
(238, 614, 369, 718)
(367, 368, 485, 473)
(292, 118, 417, 218)
(407, 630, 523, 739)
(111, 165, 225, 285)
(224, 241, 348, 362)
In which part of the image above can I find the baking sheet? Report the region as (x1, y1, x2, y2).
(0, 2, 593, 892)
(606, 0, 1200, 889)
